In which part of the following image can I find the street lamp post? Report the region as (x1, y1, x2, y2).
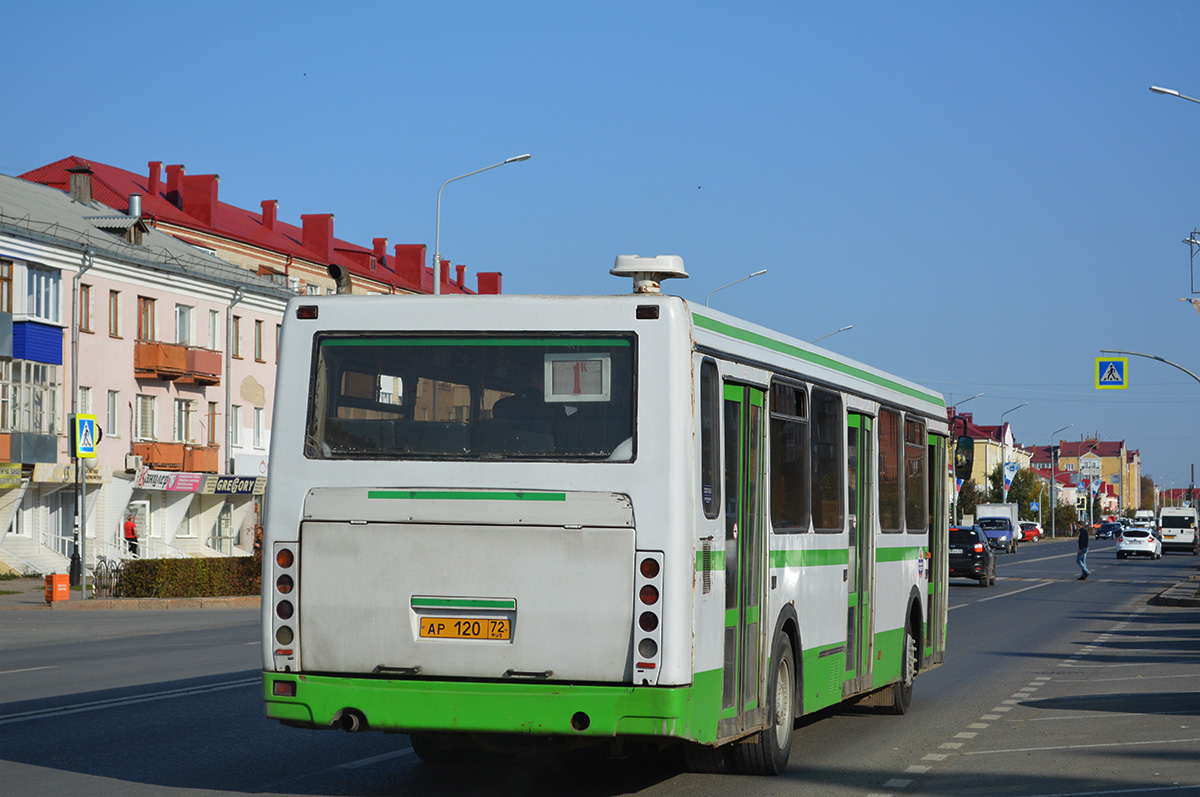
(812, 325, 852, 343)
(1000, 402, 1028, 503)
(705, 269, 767, 306)
(433, 154, 531, 295)
(1049, 423, 1073, 539)
(1150, 86, 1200, 104)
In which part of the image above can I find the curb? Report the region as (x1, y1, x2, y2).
(0, 595, 260, 611)
(1154, 574, 1200, 607)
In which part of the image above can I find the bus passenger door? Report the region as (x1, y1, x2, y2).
(718, 383, 767, 739)
(844, 413, 875, 697)
(927, 435, 948, 664)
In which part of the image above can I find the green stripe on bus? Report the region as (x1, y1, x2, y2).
(875, 546, 924, 563)
(695, 549, 727, 572)
(324, 338, 630, 348)
(768, 548, 850, 568)
(692, 314, 944, 408)
(368, 490, 567, 502)
(411, 597, 517, 610)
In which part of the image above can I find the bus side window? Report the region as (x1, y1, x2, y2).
(770, 381, 809, 533)
(700, 359, 720, 519)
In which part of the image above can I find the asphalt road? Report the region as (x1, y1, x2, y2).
(0, 536, 1197, 796)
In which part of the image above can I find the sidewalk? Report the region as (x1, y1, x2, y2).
(0, 577, 260, 611)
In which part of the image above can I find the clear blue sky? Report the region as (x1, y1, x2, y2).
(4, 1, 1199, 493)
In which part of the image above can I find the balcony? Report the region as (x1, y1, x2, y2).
(184, 444, 220, 473)
(178, 347, 222, 386)
(134, 341, 186, 380)
(133, 441, 185, 470)
(133, 442, 221, 473)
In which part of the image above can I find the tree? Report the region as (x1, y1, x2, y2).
(956, 478, 979, 520)
(985, 465, 1044, 520)
(1140, 475, 1156, 511)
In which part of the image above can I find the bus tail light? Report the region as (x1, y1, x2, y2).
(273, 542, 299, 672)
(634, 551, 664, 686)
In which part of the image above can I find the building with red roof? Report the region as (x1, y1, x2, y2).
(19, 157, 502, 298)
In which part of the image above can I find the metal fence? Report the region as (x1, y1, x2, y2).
(92, 558, 124, 598)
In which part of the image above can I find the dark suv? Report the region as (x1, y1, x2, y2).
(950, 525, 997, 587)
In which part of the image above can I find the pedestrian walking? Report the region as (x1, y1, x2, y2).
(1076, 521, 1090, 580)
(124, 513, 138, 557)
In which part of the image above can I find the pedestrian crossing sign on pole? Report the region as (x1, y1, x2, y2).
(1096, 357, 1127, 390)
(75, 414, 97, 458)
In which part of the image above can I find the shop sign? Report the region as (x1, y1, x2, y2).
(0, 464, 22, 488)
(32, 463, 112, 485)
(203, 475, 267, 495)
(134, 468, 205, 492)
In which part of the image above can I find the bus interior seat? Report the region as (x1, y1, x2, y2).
(327, 418, 394, 452)
(472, 419, 555, 455)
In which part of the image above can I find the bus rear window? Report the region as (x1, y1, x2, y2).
(306, 334, 635, 461)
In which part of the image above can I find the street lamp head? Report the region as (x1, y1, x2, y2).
(504, 154, 532, 164)
(1150, 86, 1180, 96)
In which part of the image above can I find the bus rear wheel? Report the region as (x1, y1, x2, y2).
(881, 621, 916, 716)
(733, 634, 795, 775)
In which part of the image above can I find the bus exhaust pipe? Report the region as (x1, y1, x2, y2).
(338, 709, 367, 733)
(328, 263, 352, 294)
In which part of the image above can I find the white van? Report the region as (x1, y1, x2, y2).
(1157, 506, 1199, 555)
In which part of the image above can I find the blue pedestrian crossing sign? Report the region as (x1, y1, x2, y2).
(1095, 357, 1127, 390)
(75, 414, 98, 458)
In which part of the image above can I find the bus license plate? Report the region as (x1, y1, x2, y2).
(420, 617, 511, 640)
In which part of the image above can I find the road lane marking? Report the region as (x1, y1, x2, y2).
(0, 666, 55, 676)
(964, 736, 1200, 756)
(0, 676, 259, 725)
(337, 748, 416, 769)
(975, 581, 1053, 602)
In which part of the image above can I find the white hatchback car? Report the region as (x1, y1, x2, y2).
(1117, 527, 1162, 559)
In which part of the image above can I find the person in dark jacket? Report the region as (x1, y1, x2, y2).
(1076, 523, 1090, 580)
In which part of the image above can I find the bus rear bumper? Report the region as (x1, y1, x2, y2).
(262, 671, 720, 742)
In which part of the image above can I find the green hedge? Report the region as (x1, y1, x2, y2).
(120, 555, 261, 598)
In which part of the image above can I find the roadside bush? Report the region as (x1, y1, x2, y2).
(120, 554, 261, 598)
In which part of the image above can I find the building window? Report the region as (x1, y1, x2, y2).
(230, 404, 242, 447)
(0, 361, 12, 432)
(107, 390, 120, 438)
(175, 304, 193, 346)
(305, 284, 323, 296)
(209, 309, 220, 351)
(109, 290, 120, 337)
(78, 385, 92, 415)
(174, 398, 193, 443)
(231, 316, 241, 358)
(79, 284, 93, 332)
(254, 320, 264, 361)
(0, 259, 12, 313)
(253, 407, 264, 448)
(135, 395, 156, 441)
(207, 402, 218, 446)
(26, 265, 61, 323)
(14, 362, 59, 435)
(137, 297, 155, 342)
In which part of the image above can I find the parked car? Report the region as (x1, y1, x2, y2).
(1117, 527, 1162, 559)
(977, 517, 1017, 553)
(950, 526, 997, 587)
(1018, 521, 1043, 542)
(1096, 522, 1122, 540)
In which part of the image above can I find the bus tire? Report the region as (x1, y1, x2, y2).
(881, 620, 916, 716)
(683, 743, 733, 773)
(733, 634, 795, 775)
(409, 731, 463, 763)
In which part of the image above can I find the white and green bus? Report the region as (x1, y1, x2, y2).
(262, 255, 950, 774)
